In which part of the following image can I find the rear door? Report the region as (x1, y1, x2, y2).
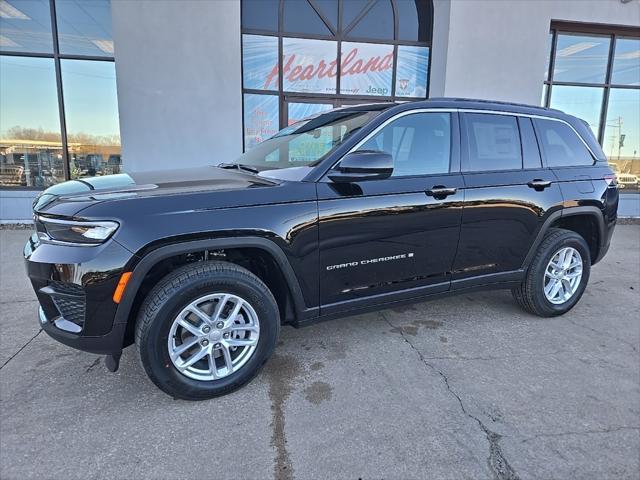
(317, 111, 464, 313)
(452, 112, 563, 287)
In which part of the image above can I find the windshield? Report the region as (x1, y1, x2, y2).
(235, 110, 382, 170)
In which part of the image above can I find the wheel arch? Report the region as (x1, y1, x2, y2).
(114, 237, 316, 348)
(523, 207, 605, 269)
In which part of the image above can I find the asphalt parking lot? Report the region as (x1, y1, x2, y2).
(1, 226, 638, 480)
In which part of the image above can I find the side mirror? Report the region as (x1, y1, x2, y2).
(327, 150, 393, 183)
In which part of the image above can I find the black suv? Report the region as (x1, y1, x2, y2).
(24, 99, 618, 400)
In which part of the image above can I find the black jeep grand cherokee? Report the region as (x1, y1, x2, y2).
(25, 98, 618, 400)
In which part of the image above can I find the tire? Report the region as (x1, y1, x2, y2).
(512, 228, 591, 317)
(135, 261, 280, 400)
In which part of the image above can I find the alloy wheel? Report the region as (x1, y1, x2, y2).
(167, 293, 260, 381)
(543, 247, 583, 305)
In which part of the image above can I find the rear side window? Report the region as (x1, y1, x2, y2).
(360, 112, 451, 177)
(464, 113, 522, 172)
(534, 118, 594, 167)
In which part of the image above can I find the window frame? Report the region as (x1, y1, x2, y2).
(240, 0, 434, 151)
(543, 21, 640, 146)
(0, 0, 116, 190)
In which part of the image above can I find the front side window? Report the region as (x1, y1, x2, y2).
(535, 119, 594, 167)
(360, 112, 451, 177)
(464, 114, 522, 172)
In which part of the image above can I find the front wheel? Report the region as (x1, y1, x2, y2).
(512, 228, 591, 317)
(135, 261, 280, 400)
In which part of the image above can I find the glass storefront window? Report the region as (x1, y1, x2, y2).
(241, 0, 432, 149)
(0, 56, 63, 187)
(611, 37, 640, 86)
(604, 89, 640, 192)
(243, 94, 279, 150)
(60, 60, 120, 178)
(242, 34, 279, 91)
(0, 0, 53, 53)
(544, 26, 639, 194)
(553, 33, 610, 84)
(395, 45, 429, 98)
(55, 0, 113, 56)
(549, 85, 604, 136)
(340, 42, 393, 96)
(282, 37, 337, 94)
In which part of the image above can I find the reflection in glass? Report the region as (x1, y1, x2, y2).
(0, 56, 63, 187)
(282, 37, 337, 94)
(347, 0, 393, 40)
(242, 34, 279, 91)
(553, 34, 610, 84)
(244, 94, 279, 149)
(241, 0, 278, 31)
(283, 0, 331, 36)
(611, 37, 640, 86)
(55, 0, 113, 56)
(61, 60, 121, 178)
(549, 85, 603, 135)
(0, 0, 53, 53)
(396, 0, 431, 42)
(340, 42, 393, 96)
(287, 102, 332, 125)
(544, 32, 552, 80)
(604, 89, 639, 193)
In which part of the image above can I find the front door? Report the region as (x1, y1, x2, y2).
(317, 111, 465, 314)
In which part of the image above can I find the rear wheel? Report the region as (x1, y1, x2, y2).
(512, 228, 591, 317)
(135, 261, 279, 400)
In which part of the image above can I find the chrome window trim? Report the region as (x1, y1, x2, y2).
(328, 107, 598, 173)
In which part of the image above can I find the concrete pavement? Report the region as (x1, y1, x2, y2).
(1, 226, 638, 480)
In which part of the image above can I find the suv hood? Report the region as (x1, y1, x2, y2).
(33, 166, 279, 216)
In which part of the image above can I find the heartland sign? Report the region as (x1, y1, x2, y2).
(263, 40, 394, 95)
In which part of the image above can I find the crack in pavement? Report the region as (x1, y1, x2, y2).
(0, 329, 42, 371)
(85, 357, 102, 373)
(381, 313, 520, 480)
(520, 426, 640, 443)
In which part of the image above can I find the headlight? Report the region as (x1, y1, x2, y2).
(36, 216, 119, 245)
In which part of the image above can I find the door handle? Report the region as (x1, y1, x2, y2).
(527, 179, 552, 191)
(426, 186, 457, 198)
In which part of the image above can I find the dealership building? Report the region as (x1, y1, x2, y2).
(1, 0, 639, 222)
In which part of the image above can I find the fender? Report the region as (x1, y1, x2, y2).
(112, 236, 319, 328)
(521, 206, 605, 269)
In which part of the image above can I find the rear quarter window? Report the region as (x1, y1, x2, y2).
(534, 118, 595, 167)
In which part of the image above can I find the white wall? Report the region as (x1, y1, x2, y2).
(431, 0, 640, 105)
(111, 0, 243, 172)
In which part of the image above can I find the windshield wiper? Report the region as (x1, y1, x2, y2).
(217, 163, 260, 174)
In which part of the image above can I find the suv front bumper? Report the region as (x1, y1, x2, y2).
(24, 232, 135, 355)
